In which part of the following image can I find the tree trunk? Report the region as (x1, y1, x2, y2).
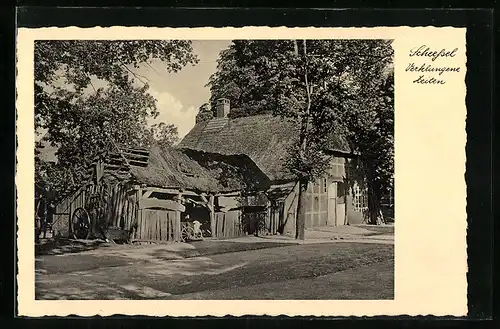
(344, 181, 349, 225)
(295, 178, 308, 240)
(367, 181, 383, 225)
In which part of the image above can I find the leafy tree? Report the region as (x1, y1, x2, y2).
(35, 40, 198, 201)
(195, 103, 214, 123)
(149, 122, 179, 147)
(207, 40, 393, 235)
(206, 40, 295, 118)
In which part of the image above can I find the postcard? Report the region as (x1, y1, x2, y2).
(16, 26, 467, 317)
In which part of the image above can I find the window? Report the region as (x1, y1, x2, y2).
(330, 157, 345, 178)
(323, 178, 327, 193)
(352, 184, 368, 211)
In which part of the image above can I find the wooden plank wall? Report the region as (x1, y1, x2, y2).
(241, 211, 267, 235)
(213, 210, 242, 238)
(305, 177, 329, 228)
(267, 201, 283, 235)
(134, 209, 178, 242)
(53, 181, 185, 242)
(105, 183, 136, 230)
(53, 182, 140, 238)
(52, 187, 86, 237)
(281, 184, 299, 235)
(112, 183, 139, 233)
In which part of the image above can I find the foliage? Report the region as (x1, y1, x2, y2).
(207, 39, 394, 225)
(195, 103, 214, 123)
(343, 69, 394, 223)
(35, 40, 198, 201)
(149, 122, 179, 147)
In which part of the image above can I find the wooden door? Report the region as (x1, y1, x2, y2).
(327, 183, 337, 226)
(336, 183, 346, 226)
(336, 203, 346, 226)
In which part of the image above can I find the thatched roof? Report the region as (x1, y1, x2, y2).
(126, 145, 270, 194)
(177, 114, 351, 182)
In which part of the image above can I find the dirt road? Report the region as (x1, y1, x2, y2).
(36, 240, 394, 300)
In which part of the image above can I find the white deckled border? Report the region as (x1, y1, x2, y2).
(16, 26, 467, 317)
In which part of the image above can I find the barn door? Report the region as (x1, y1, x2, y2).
(327, 183, 337, 226)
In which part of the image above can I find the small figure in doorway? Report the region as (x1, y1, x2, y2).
(192, 220, 202, 239)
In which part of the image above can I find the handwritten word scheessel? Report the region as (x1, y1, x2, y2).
(409, 45, 458, 61)
(407, 45, 461, 85)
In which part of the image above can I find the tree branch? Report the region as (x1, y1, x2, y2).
(145, 61, 160, 75)
(120, 63, 149, 86)
(89, 80, 97, 93)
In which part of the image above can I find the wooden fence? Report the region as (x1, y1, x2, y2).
(52, 181, 139, 239)
(213, 210, 243, 238)
(133, 208, 180, 242)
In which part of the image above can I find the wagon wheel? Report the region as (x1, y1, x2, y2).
(181, 224, 194, 242)
(72, 207, 91, 240)
(85, 186, 109, 239)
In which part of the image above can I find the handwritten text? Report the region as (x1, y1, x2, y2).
(407, 45, 461, 85)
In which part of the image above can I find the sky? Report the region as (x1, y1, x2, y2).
(131, 40, 231, 139)
(37, 40, 231, 144)
(37, 40, 230, 162)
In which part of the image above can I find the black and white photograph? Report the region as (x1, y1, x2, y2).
(12, 20, 472, 317)
(33, 38, 395, 300)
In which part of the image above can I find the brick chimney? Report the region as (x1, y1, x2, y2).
(216, 98, 230, 118)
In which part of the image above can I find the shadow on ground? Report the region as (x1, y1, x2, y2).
(36, 242, 394, 300)
(35, 238, 108, 256)
(357, 224, 394, 235)
(150, 240, 296, 260)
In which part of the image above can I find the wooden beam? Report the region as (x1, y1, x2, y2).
(218, 196, 239, 209)
(180, 190, 199, 197)
(267, 200, 272, 233)
(143, 187, 181, 195)
(174, 191, 182, 242)
(215, 191, 241, 197)
(209, 194, 215, 237)
(218, 206, 233, 213)
(121, 151, 149, 160)
(109, 154, 148, 165)
(119, 147, 150, 155)
(104, 163, 127, 170)
(139, 198, 186, 212)
(129, 159, 149, 166)
(142, 189, 154, 199)
(184, 197, 205, 207)
(141, 186, 200, 197)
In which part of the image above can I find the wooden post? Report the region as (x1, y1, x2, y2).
(344, 183, 348, 225)
(296, 179, 307, 240)
(344, 159, 349, 225)
(174, 191, 182, 242)
(69, 201, 73, 237)
(168, 212, 172, 241)
(266, 200, 271, 234)
(209, 194, 215, 238)
(136, 187, 142, 240)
